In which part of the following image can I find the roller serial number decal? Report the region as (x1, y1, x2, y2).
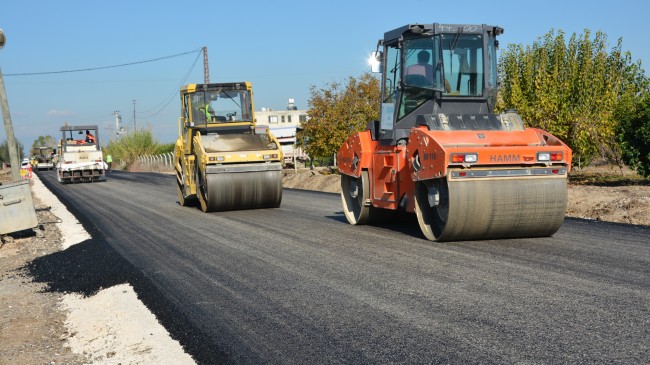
(423, 152, 436, 161)
(489, 154, 520, 163)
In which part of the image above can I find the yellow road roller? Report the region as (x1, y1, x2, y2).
(175, 82, 283, 212)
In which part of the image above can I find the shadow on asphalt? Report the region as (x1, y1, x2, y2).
(25, 237, 229, 365)
(326, 211, 426, 240)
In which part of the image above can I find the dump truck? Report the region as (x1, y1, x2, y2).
(175, 82, 283, 212)
(337, 23, 572, 241)
(56, 125, 106, 183)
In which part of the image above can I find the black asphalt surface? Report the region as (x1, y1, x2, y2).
(33, 170, 650, 364)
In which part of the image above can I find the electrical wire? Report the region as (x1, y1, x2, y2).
(136, 50, 202, 118)
(3, 48, 202, 76)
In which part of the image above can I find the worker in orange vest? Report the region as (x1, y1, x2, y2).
(85, 130, 96, 143)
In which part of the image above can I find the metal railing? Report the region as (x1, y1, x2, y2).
(137, 152, 174, 167)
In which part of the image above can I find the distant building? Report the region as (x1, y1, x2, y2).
(257, 99, 308, 164)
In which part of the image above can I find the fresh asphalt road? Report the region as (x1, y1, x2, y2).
(38, 170, 649, 364)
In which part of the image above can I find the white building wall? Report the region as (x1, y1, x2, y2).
(256, 108, 309, 163)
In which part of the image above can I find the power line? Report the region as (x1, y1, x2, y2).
(4, 48, 202, 76)
(136, 50, 202, 117)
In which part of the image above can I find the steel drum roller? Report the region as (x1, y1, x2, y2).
(414, 176, 568, 241)
(199, 163, 282, 212)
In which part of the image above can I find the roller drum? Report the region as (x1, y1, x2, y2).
(340, 172, 370, 225)
(415, 176, 568, 241)
(201, 167, 282, 212)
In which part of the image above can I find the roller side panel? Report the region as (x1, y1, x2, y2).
(406, 127, 449, 182)
(337, 130, 375, 178)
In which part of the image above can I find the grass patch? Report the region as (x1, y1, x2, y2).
(569, 164, 649, 186)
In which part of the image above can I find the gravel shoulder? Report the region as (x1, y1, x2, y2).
(0, 174, 88, 364)
(1, 171, 194, 365)
(0, 164, 648, 364)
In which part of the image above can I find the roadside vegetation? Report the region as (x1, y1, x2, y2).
(617, 98, 650, 178)
(498, 29, 650, 177)
(297, 73, 380, 164)
(0, 139, 25, 165)
(102, 129, 174, 170)
(569, 159, 649, 186)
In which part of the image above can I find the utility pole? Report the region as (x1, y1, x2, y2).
(202, 46, 210, 84)
(0, 28, 20, 181)
(113, 110, 125, 138)
(132, 100, 136, 131)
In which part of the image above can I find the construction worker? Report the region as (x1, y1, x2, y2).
(85, 130, 96, 143)
(406, 50, 434, 82)
(200, 104, 213, 121)
(105, 154, 112, 171)
(200, 92, 219, 121)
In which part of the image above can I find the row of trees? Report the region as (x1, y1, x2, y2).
(497, 29, 649, 170)
(0, 140, 25, 164)
(298, 29, 650, 177)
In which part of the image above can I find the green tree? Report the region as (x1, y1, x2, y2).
(497, 29, 648, 166)
(618, 97, 650, 177)
(0, 139, 25, 164)
(30, 135, 57, 155)
(298, 73, 380, 161)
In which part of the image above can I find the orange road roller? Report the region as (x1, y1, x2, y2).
(337, 23, 572, 241)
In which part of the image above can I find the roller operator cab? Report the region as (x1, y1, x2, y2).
(175, 82, 284, 212)
(337, 24, 572, 241)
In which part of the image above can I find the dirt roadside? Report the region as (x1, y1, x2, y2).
(1, 172, 88, 364)
(1, 170, 194, 365)
(1, 164, 648, 364)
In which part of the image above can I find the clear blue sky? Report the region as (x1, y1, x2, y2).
(1, 0, 648, 152)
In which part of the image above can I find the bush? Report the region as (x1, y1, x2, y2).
(618, 99, 650, 178)
(103, 129, 168, 170)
